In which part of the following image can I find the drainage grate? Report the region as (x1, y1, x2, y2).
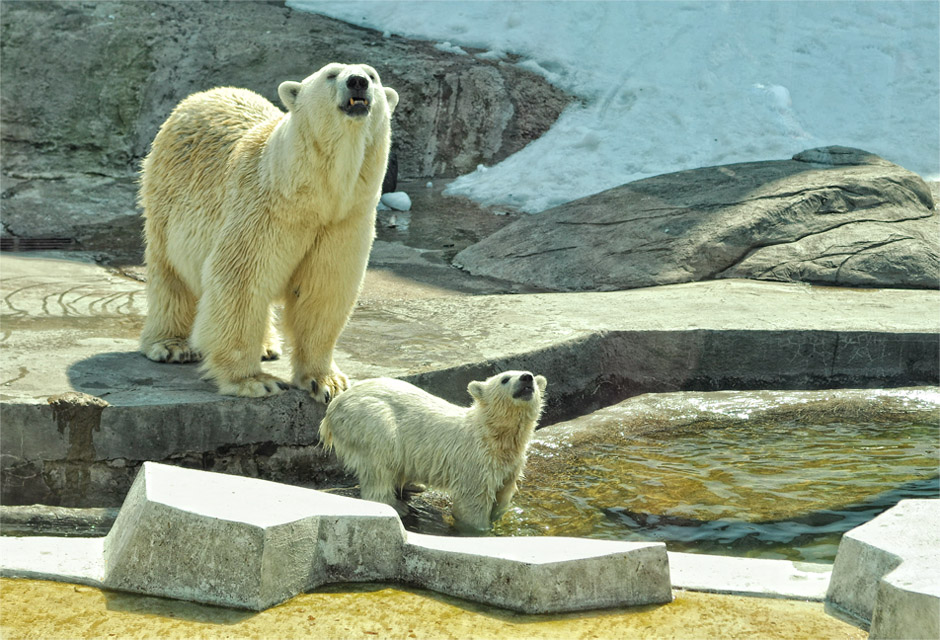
(0, 237, 77, 251)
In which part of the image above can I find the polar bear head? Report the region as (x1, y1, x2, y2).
(468, 370, 548, 415)
(278, 62, 399, 125)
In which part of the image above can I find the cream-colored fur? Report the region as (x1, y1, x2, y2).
(320, 371, 547, 530)
(139, 63, 398, 400)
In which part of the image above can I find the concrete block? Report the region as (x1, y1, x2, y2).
(827, 499, 939, 639)
(306, 493, 406, 585)
(103, 462, 323, 609)
(402, 532, 672, 613)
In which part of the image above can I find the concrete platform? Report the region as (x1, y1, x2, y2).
(827, 498, 940, 639)
(1, 462, 673, 613)
(2, 252, 938, 506)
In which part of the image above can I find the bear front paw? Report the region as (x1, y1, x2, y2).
(142, 339, 202, 364)
(217, 373, 290, 398)
(296, 370, 349, 404)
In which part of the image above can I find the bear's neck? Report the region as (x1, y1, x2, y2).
(476, 401, 539, 461)
(264, 113, 379, 203)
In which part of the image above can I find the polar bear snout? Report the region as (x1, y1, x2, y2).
(512, 374, 534, 401)
(340, 74, 373, 117)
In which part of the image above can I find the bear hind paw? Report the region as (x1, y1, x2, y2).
(217, 373, 290, 398)
(142, 339, 201, 364)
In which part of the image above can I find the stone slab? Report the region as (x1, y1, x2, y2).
(827, 499, 939, 639)
(101, 462, 404, 609)
(668, 552, 831, 601)
(403, 531, 672, 613)
(0, 536, 104, 588)
(103, 463, 323, 610)
(2, 463, 673, 614)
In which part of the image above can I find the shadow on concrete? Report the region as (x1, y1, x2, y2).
(103, 588, 256, 625)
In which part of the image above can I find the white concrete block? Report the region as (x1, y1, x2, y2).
(827, 499, 939, 639)
(307, 492, 406, 584)
(101, 463, 405, 609)
(402, 532, 672, 613)
(103, 463, 323, 610)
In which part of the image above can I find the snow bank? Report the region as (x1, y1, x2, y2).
(290, 1, 939, 212)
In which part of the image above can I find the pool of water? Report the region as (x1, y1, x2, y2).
(482, 418, 938, 562)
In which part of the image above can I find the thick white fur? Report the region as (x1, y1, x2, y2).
(139, 63, 398, 400)
(320, 371, 547, 530)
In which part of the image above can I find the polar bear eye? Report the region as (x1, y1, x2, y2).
(501, 376, 510, 384)
(326, 73, 338, 80)
(369, 73, 377, 82)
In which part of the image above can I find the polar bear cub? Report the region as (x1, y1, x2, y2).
(138, 63, 397, 401)
(319, 371, 547, 530)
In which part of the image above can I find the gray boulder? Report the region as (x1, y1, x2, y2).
(0, 0, 567, 245)
(454, 147, 939, 290)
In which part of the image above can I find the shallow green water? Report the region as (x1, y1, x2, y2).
(490, 419, 939, 563)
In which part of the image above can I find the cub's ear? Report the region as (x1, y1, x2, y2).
(535, 375, 547, 393)
(278, 81, 302, 111)
(467, 380, 485, 402)
(384, 87, 399, 114)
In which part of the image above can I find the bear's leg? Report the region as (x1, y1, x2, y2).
(358, 467, 399, 508)
(139, 255, 201, 364)
(452, 492, 496, 531)
(492, 477, 518, 521)
(192, 236, 293, 397)
(284, 216, 373, 403)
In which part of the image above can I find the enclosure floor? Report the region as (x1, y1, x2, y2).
(0, 578, 865, 640)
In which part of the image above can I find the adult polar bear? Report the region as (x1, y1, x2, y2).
(139, 63, 398, 401)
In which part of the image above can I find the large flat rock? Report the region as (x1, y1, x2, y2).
(454, 147, 939, 290)
(1, 252, 937, 506)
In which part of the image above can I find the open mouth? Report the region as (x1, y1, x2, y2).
(513, 385, 534, 401)
(341, 96, 371, 117)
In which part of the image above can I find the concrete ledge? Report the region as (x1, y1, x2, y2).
(1, 463, 673, 613)
(668, 552, 831, 601)
(403, 532, 672, 613)
(827, 499, 939, 639)
(2, 253, 938, 506)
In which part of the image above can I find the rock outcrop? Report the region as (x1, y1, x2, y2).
(454, 147, 939, 290)
(0, 0, 568, 246)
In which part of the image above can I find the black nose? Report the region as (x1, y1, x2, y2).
(346, 75, 369, 90)
(520, 373, 533, 383)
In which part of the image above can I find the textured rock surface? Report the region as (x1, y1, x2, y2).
(454, 147, 939, 290)
(0, 0, 567, 244)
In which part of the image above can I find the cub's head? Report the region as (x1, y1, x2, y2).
(468, 371, 547, 418)
(278, 62, 399, 122)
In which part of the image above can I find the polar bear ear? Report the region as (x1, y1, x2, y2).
(535, 375, 547, 393)
(467, 380, 486, 402)
(384, 87, 399, 115)
(278, 81, 303, 111)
